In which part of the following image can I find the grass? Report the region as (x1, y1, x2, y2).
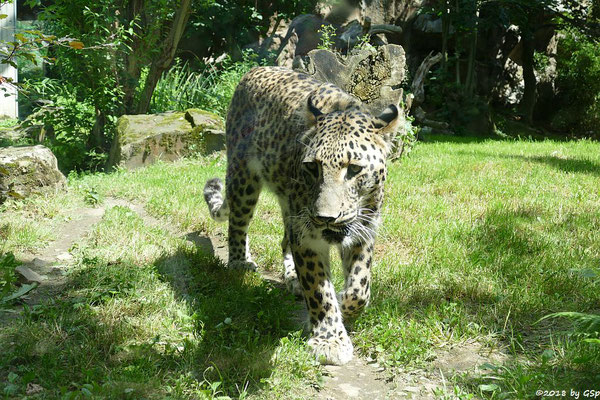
(1, 135, 599, 398)
(148, 55, 259, 118)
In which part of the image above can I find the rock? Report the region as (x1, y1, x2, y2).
(276, 15, 327, 68)
(298, 44, 407, 115)
(108, 109, 224, 169)
(317, 0, 425, 27)
(26, 383, 44, 396)
(15, 265, 46, 284)
(298, 45, 413, 160)
(184, 108, 222, 129)
(0, 145, 67, 204)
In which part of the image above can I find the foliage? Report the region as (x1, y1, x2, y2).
(149, 52, 259, 117)
(19, 79, 99, 171)
(390, 113, 419, 161)
(0, 250, 18, 300)
(425, 66, 490, 133)
(542, 311, 600, 346)
(553, 29, 600, 137)
(317, 24, 337, 50)
(13, 0, 204, 172)
(186, 0, 317, 60)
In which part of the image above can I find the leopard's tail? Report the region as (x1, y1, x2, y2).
(204, 178, 229, 222)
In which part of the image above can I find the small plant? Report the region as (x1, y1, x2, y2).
(541, 312, 600, 345)
(355, 33, 374, 52)
(317, 24, 337, 50)
(389, 106, 419, 161)
(0, 251, 18, 299)
(19, 79, 101, 172)
(83, 187, 102, 206)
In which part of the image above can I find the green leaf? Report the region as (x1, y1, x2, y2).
(541, 349, 555, 362)
(7, 372, 18, 383)
(1, 283, 38, 304)
(479, 362, 500, 371)
(3, 384, 18, 396)
(0, 14, 8, 20)
(479, 383, 500, 392)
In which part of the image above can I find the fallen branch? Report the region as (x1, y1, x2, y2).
(411, 52, 443, 105)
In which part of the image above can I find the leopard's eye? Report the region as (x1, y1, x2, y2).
(346, 164, 364, 180)
(303, 161, 320, 180)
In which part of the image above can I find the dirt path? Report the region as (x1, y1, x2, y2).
(11, 197, 508, 399)
(14, 198, 165, 306)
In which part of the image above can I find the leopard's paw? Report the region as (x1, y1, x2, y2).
(285, 276, 303, 297)
(227, 260, 258, 271)
(307, 334, 353, 365)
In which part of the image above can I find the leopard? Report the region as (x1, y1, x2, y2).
(203, 66, 400, 365)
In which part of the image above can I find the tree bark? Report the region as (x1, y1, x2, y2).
(454, 0, 461, 86)
(465, 7, 479, 95)
(122, 0, 146, 115)
(519, 32, 537, 124)
(411, 52, 443, 105)
(441, 0, 450, 73)
(135, 0, 192, 114)
(87, 107, 106, 155)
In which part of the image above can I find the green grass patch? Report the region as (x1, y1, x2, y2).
(2, 136, 599, 398)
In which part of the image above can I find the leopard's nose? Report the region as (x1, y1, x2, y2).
(313, 213, 340, 225)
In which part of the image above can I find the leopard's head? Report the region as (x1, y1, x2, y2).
(298, 94, 401, 246)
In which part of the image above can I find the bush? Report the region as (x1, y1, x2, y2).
(20, 79, 102, 172)
(0, 250, 18, 301)
(553, 30, 600, 137)
(149, 52, 260, 118)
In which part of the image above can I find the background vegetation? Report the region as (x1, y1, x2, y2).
(0, 0, 599, 398)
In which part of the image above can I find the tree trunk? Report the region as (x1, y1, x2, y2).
(122, 0, 146, 115)
(454, 0, 461, 87)
(441, 0, 450, 73)
(465, 7, 479, 95)
(135, 0, 192, 114)
(519, 32, 537, 124)
(87, 107, 106, 154)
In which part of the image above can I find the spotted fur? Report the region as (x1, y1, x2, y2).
(203, 66, 400, 365)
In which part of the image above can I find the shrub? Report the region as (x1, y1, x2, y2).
(0, 250, 19, 301)
(19, 79, 101, 172)
(149, 51, 260, 118)
(553, 30, 600, 137)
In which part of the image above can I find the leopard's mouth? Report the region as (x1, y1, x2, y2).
(321, 227, 347, 243)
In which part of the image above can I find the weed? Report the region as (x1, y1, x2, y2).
(317, 24, 336, 50)
(0, 251, 19, 299)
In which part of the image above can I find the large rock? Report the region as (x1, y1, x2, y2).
(298, 44, 407, 115)
(108, 109, 224, 169)
(0, 145, 66, 204)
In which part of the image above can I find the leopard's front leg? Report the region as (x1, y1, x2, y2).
(292, 244, 353, 365)
(339, 240, 374, 320)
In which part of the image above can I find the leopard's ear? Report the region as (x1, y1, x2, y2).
(305, 94, 323, 125)
(373, 104, 401, 143)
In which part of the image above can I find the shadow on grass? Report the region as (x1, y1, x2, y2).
(153, 240, 301, 396)
(517, 154, 600, 177)
(0, 237, 300, 398)
(454, 149, 600, 177)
